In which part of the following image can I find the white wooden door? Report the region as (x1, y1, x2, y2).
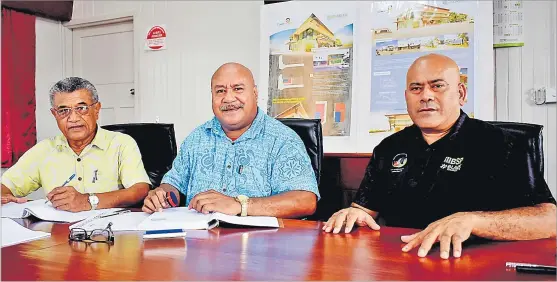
(72, 21, 135, 125)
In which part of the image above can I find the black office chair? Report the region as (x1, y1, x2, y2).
(486, 121, 544, 175)
(277, 118, 325, 220)
(101, 123, 178, 188)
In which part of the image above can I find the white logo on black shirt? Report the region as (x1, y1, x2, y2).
(440, 156, 464, 172)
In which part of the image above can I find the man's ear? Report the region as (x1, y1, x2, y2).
(254, 85, 258, 100)
(94, 102, 102, 115)
(458, 83, 468, 105)
(50, 108, 57, 118)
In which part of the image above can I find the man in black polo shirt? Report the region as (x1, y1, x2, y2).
(323, 53, 556, 259)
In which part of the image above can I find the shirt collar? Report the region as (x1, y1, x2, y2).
(205, 107, 265, 142)
(410, 110, 469, 148)
(55, 125, 107, 150)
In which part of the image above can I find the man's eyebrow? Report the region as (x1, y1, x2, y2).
(428, 79, 446, 84)
(56, 101, 88, 109)
(232, 83, 245, 88)
(214, 84, 226, 89)
(409, 82, 424, 87)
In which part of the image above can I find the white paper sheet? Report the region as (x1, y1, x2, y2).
(1, 218, 51, 247)
(213, 212, 279, 228)
(69, 212, 151, 231)
(137, 208, 212, 230)
(1, 200, 122, 223)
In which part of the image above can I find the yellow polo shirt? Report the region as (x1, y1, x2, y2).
(1, 127, 151, 197)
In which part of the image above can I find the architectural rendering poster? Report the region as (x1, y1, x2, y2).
(369, 1, 476, 135)
(266, 2, 356, 136)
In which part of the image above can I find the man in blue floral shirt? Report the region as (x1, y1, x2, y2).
(143, 63, 320, 218)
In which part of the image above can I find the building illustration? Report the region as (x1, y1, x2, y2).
(288, 14, 340, 52)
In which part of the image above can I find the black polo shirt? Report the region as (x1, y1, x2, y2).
(354, 111, 556, 229)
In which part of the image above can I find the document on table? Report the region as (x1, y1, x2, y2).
(136, 207, 279, 231)
(69, 212, 151, 232)
(1, 218, 51, 247)
(1, 200, 123, 223)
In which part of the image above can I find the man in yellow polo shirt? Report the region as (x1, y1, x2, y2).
(1, 77, 151, 212)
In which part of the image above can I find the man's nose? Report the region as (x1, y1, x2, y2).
(67, 109, 80, 122)
(420, 87, 435, 102)
(222, 89, 237, 102)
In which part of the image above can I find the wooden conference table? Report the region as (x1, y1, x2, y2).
(2, 218, 555, 280)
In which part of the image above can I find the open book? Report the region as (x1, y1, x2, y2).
(1, 218, 51, 247)
(1, 200, 123, 223)
(137, 207, 280, 230)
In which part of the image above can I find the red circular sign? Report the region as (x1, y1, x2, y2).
(146, 26, 166, 50)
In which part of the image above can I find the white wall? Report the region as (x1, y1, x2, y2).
(495, 0, 556, 198)
(36, 18, 65, 141)
(69, 1, 263, 144)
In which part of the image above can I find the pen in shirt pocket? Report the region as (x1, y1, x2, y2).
(92, 169, 98, 183)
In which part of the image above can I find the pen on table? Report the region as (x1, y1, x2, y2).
(98, 210, 131, 218)
(45, 173, 76, 204)
(506, 262, 555, 268)
(515, 265, 557, 275)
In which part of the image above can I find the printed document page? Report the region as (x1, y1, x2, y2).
(1, 218, 51, 247)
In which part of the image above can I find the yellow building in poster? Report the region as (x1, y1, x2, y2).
(288, 14, 339, 52)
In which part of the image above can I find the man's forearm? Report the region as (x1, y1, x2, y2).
(471, 203, 556, 240)
(248, 191, 317, 218)
(1, 184, 14, 196)
(96, 183, 150, 209)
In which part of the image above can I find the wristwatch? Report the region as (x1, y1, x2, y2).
(88, 193, 99, 210)
(235, 195, 249, 216)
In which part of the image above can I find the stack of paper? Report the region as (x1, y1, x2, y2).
(1, 200, 123, 223)
(1, 218, 51, 247)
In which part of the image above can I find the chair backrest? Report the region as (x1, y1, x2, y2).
(101, 123, 178, 188)
(486, 121, 544, 175)
(276, 118, 323, 185)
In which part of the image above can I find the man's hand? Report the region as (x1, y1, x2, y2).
(322, 207, 380, 234)
(1, 194, 28, 204)
(401, 212, 479, 259)
(142, 187, 171, 213)
(188, 190, 241, 215)
(46, 186, 90, 212)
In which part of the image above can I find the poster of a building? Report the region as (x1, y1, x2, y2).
(266, 2, 356, 136)
(369, 1, 476, 135)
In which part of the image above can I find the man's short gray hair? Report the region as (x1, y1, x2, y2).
(49, 77, 99, 107)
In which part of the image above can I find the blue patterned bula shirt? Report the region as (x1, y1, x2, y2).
(161, 108, 320, 206)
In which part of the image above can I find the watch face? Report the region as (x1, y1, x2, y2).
(89, 196, 99, 205)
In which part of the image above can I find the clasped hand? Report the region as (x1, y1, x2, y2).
(143, 188, 240, 215)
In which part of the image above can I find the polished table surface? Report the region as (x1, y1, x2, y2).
(2, 218, 556, 280)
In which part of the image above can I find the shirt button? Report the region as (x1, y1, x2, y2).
(77, 158, 81, 162)
(227, 164, 231, 169)
(222, 188, 227, 192)
(78, 177, 82, 181)
(408, 179, 418, 187)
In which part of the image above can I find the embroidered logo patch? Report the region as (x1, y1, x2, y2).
(390, 153, 408, 173)
(392, 153, 408, 168)
(440, 156, 464, 172)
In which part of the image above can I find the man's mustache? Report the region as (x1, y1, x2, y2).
(220, 103, 245, 111)
(418, 102, 439, 111)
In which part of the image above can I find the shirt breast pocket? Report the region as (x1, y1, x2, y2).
(237, 165, 271, 196)
(85, 169, 120, 193)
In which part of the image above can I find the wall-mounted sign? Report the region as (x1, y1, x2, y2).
(145, 25, 167, 50)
